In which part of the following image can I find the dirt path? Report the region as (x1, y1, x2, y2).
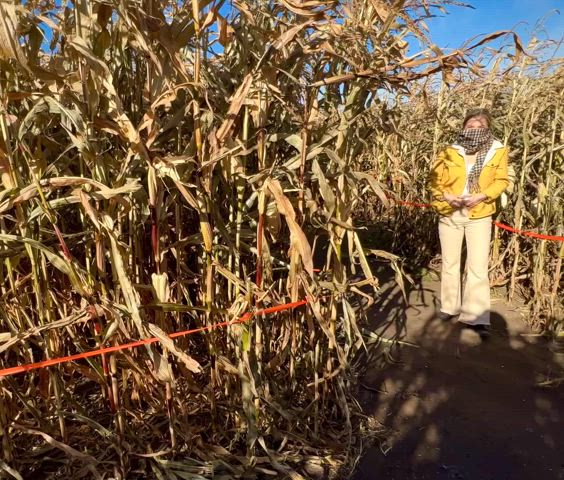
(352, 271, 564, 480)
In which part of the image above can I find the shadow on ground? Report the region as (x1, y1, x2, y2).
(346, 267, 564, 480)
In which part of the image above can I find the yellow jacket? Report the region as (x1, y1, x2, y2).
(428, 140, 510, 218)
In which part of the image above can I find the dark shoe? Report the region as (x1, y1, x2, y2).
(438, 312, 456, 322)
(465, 324, 490, 339)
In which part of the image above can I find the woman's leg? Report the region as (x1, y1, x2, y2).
(438, 216, 465, 315)
(459, 216, 492, 325)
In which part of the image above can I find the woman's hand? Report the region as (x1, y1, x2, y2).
(462, 193, 487, 208)
(443, 192, 463, 208)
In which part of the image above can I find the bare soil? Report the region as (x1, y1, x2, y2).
(352, 270, 564, 480)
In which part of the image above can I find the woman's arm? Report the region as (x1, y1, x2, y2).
(482, 147, 510, 201)
(428, 149, 461, 208)
(428, 149, 447, 201)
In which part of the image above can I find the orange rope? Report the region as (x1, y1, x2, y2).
(389, 198, 564, 242)
(0, 300, 308, 378)
(2, 194, 560, 378)
(492, 221, 564, 242)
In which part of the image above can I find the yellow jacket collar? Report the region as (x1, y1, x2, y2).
(450, 140, 505, 167)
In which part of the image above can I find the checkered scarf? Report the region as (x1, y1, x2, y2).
(455, 127, 494, 193)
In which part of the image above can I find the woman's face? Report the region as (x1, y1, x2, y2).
(464, 116, 488, 130)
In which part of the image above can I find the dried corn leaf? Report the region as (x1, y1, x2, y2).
(266, 179, 314, 277)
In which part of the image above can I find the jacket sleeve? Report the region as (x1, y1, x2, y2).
(428, 149, 446, 200)
(482, 147, 510, 201)
(428, 149, 450, 211)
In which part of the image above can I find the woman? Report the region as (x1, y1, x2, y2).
(429, 108, 509, 336)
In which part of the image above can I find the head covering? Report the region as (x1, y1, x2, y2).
(455, 127, 494, 193)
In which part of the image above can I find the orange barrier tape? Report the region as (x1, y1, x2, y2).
(0, 300, 308, 378)
(389, 198, 564, 242)
(492, 222, 564, 242)
(2, 194, 559, 378)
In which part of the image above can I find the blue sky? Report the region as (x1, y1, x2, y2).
(37, 0, 563, 60)
(420, 0, 562, 56)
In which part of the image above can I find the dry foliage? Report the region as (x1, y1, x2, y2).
(0, 0, 528, 478)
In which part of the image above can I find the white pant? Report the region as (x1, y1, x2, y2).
(438, 211, 492, 325)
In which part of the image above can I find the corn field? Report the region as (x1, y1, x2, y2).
(0, 0, 555, 478)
